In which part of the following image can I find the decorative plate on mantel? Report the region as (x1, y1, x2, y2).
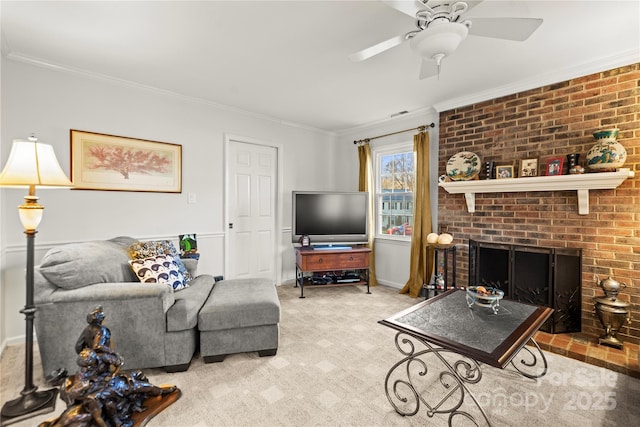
(446, 151, 481, 181)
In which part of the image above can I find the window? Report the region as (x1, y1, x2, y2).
(374, 143, 415, 238)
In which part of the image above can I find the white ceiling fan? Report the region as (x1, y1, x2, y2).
(350, 0, 543, 79)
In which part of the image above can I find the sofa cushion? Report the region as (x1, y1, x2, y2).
(129, 240, 192, 284)
(128, 254, 188, 291)
(166, 274, 215, 332)
(39, 240, 138, 290)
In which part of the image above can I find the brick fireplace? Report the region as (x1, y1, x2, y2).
(437, 64, 639, 345)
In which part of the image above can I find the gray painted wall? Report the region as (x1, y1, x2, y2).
(0, 58, 349, 349)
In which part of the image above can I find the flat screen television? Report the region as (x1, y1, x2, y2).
(292, 191, 369, 246)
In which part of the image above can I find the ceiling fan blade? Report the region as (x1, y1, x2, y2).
(418, 58, 438, 80)
(381, 0, 424, 18)
(349, 34, 406, 62)
(467, 17, 543, 41)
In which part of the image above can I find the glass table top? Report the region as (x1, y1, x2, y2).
(380, 289, 553, 368)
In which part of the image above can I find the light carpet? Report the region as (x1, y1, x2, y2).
(1, 283, 638, 426)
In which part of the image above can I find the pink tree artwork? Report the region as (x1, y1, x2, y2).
(86, 144, 172, 179)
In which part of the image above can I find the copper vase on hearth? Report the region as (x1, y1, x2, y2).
(593, 275, 630, 349)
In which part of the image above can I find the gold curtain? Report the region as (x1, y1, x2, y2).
(358, 143, 377, 287)
(400, 131, 433, 297)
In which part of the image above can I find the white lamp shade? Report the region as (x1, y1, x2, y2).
(410, 21, 469, 60)
(0, 140, 72, 188)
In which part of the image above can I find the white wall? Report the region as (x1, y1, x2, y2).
(0, 58, 347, 349)
(335, 111, 440, 290)
(0, 51, 5, 359)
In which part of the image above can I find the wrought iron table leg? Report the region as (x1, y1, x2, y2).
(383, 334, 549, 426)
(509, 338, 548, 379)
(384, 332, 492, 427)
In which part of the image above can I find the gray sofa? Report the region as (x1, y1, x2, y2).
(34, 236, 216, 375)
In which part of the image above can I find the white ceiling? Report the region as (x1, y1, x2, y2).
(1, 1, 639, 133)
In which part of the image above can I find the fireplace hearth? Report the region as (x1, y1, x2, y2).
(469, 240, 582, 333)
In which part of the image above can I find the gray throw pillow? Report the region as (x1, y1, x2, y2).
(39, 240, 138, 290)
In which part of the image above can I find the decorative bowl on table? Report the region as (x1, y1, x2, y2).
(466, 286, 504, 314)
(446, 151, 481, 181)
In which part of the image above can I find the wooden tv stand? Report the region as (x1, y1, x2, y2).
(294, 246, 371, 298)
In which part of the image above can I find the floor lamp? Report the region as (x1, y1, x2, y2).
(0, 136, 72, 426)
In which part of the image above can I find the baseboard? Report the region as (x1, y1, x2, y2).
(280, 277, 403, 289)
(375, 279, 403, 290)
(0, 334, 26, 360)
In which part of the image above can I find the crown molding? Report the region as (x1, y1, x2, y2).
(5, 48, 638, 136)
(3, 52, 334, 137)
(334, 106, 438, 138)
(433, 50, 640, 112)
(336, 51, 639, 135)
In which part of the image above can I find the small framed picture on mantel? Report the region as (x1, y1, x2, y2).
(545, 157, 564, 176)
(496, 165, 514, 179)
(519, 158, 539, 177)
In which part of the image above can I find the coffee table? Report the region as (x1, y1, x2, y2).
(379, 288, 553, 426)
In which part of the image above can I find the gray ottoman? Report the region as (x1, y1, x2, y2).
(198, 278, 280, 363)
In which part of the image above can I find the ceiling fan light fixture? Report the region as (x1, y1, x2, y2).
(409, 20, 469, 61)
(410, 20, 469, 79)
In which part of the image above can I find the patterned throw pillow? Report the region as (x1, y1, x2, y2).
(128, 240, 192, 284)
(128, 254, 188, 291)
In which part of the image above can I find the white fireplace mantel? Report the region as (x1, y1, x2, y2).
(438, 168, 635, 215)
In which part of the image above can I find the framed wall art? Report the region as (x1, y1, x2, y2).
(71, 130, 182, 192)
(519, 158, 539, 177)
(495, 165, 514, 179)
(545, 157, 564, 176)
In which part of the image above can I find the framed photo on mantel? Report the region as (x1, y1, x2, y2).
(519, 158, 539, 177)
(495, 165, 514, 179)
(545, 157, 564, 176)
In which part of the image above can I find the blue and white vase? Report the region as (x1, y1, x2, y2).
(586, 128, 626, 172)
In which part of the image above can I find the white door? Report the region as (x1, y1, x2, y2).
(225, 137, 278, 282)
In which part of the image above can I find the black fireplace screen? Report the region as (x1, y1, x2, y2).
(469, 240, 581, 334)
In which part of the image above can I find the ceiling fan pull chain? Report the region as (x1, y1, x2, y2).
(434, 53, 445, 80)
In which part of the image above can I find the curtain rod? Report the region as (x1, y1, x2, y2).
(353, 122, 435, 145)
